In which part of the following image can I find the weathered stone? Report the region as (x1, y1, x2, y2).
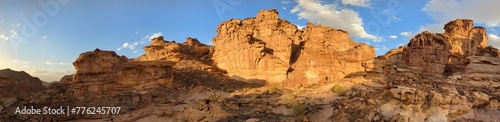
(403, 31, 450, 76)
(212, 9, 299, 83)
(137, 36, 214, 63)
(212, 9, 375, 83)
(464, 56, 500, 81)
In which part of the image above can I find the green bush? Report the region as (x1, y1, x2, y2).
(331, 84, 351, 96)
(288, 100, 307, 117)
(267, 86, 281, 93)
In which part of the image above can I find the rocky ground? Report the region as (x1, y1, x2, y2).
(1, 9, 500, 122)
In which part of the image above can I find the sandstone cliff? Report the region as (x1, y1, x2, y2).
(212, 9, 375, 84)
(374, 19, 500, 81)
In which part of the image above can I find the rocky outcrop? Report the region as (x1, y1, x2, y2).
(375, 19, 497, 79)
(136, 36, 214, 63)
(212, 9, 375, 83)
(71, 48, 129, 83)
(65, 48, 250, 96)
(464, 56, 500, 81)
(289, 22, 375, 84)
(0, 69, 44, 97)
(212, 9, 297, 83)
(403, 31, 450, 76)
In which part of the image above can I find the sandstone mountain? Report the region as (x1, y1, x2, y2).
(1, 9, 500, 122)
(212, 9, 375, 84)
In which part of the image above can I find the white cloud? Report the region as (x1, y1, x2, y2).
(15, 23, 21, 27)
(11, 60, 29, 65)
(0, 34, 8, 41)
(382, 9, 401, 24)
(282, 7, 287, 10)
(122, 43, 130, 48)
(282, 0, 291, 4)
(423, 0, 500, 27)
(135, 31, 138, 34)
(374, 45, 389, 53)
(291, 0, 381, 42)
(42, 36, 47, 39)
(489, 34, 500, 41)
(296, 24, 306, 30)
(9, 30, 17, 38)
(118, 32, 162, 51)
(489, 33, 500, 49)
(389, 35, 397, 39)
(133, 50, 138, 53)
(400, 31, 416, 38)
(149, 32, 163, 40)
(118, 42, 139, 51)
(45, 61, 71, 65)
(418, 24, 444, 33)
(341, 0, 371, 7)
(138, 32, 163, 45)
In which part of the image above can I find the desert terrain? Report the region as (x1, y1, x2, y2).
(1, 9, 500, 122)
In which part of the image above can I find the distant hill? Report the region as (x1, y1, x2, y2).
(0, 68, 45, 97)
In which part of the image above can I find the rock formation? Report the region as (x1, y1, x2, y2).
(403, 31, 450, 76)
(2, 9, 500, 122)
(212, 9, 375, 83)
(464, 56, 500, 81)
(136, 36, 214, 63)
(375, 19, 499, 80)
(288, 22, 375, 84)
(0, 69, 44, 97)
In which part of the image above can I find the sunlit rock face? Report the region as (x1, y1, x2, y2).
(212, 9, 375, 83)
(400, 19, 492, 77)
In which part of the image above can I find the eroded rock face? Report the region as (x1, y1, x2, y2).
(464, 56, 500, 81)
(73, 49, 129, 75)
(67, 49, 181, 96)
(136, 36, 186, 62)
(137, 36, 214, 63)
(403, 32, 450, 76)
(286, 22, 375, 84)
(376, 19, 495, 78)
(212, 9, 298, 83)
(212, 9, 375, 83)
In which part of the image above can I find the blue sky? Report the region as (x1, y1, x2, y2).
(1, 0, 500, 82)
